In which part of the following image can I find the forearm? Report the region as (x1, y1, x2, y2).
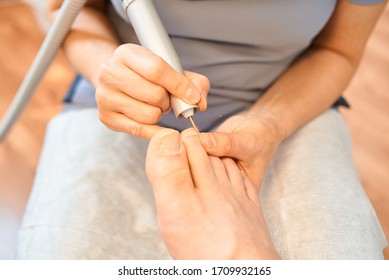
(248, 46, 356, 141)
(64, 9, 119, 85)
(247, 0, 386, 142)
(49, 1, 120, 85)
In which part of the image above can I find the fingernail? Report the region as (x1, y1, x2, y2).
(200, 133, 216, 149)
(159, 130, 181, 153)
(186, 88, 201, 103)
(182, 133, 199, 148)
(181, 128, 197, 138)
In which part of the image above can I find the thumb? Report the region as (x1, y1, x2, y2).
(146, 129, 194, 204)
(199, 132, 244, 159)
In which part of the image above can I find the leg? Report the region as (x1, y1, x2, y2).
(16, 108, 169, 259)
(260, 109, 387, 259)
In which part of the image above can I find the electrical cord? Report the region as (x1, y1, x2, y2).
(0, 0, 87, 140)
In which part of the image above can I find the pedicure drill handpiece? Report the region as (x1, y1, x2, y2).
(122, 0, 200, 133)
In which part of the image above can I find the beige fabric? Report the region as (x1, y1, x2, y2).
(16, 108, 387, 259)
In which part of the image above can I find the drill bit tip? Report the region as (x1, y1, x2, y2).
(188, 116, 200, 133)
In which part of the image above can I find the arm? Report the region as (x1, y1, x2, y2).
(249, 0, 387, 140)
(48, 0, 209, 139)
(200, 1, 387, 190)
(48, 0, 119, 84)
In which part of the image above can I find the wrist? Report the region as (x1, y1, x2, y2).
(244, 108, 287, 146)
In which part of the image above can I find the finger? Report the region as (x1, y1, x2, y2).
(116, 44, 203, 105)
(181, 129, 215, 189)
(184, 71, 210, 111)
(199, 132, 266, 191)
(97, 90, 163, 125)
(97, 61, 170, 113)
(199, 132, 246, 160)
(98, 111, 163, 139)
(146, 129, 194, 206)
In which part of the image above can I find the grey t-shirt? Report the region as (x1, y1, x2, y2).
(109, 0, 383, 131)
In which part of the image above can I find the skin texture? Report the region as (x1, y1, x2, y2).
(48, 0, 387, 189)
(47, 0, 388, 258)
(146, 128, 280, 259)
(197, 1, 388, 191)
(96, 44, 209, 138)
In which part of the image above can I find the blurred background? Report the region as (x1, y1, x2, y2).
(0, 0, 388, 259)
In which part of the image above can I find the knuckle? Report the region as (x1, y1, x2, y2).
(127, 121, 143, 137)
(95, 88, 105, 104)
(96, 62, 108, 81)
(113, 44, 139, 66)
(150, 86, 168, 104)
(96, 61, 116, 85)
(161, 102, 171, 113)
(113, 44, 131, 57)
(113, 45, 124, 57)
(146, 55, 166, 81)
(95, 90, 112, 109)
(143, 107, 162, 124)
(171, 76, 187, 94)
(223, 136, 233, 153)
(95, 90, 102, 104)
(98, 111, 113, 129)
(186, 71, 210, 93)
